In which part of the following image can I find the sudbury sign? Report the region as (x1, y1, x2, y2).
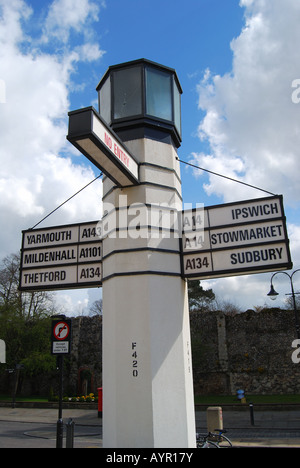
(19, 221, 102, 291)
(181, 195, 292, 279)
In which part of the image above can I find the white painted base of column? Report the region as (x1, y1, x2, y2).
(102, 275, 196, 448)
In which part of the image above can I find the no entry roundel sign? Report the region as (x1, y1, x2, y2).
(53, 321, 70, 341)
(51, 319, 72, 355)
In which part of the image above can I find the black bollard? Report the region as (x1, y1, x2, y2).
(249, 402, 255, 426)
(66, 418, 75, 448)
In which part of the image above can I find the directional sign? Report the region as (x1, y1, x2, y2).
(67, 107, 139, 187)
(51, 319, 72, 355)
(181, 195, 292, 280)
(19, 221, 102, 291)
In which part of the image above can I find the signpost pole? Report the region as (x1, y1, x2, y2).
(56, 354, 64, 449)
(51, 316, 72, 449)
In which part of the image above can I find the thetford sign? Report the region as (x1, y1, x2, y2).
(20, 222, 102, 291)
(67, 107, 139, 187)
(181, 195, 292, 279)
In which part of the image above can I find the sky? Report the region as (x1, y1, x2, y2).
(0, 0, 300, 315)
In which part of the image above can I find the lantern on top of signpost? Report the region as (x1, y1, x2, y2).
(96, 58, 182, 148)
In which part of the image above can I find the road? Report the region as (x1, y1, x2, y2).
(0, 407, 299, 448)
(0, 420, 102, 448)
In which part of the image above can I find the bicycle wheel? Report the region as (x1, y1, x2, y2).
(205, 440, 219, 448)
(198, 440, 219, 448)
(196, 434, 219, 448)
(218, 434, 232, 448)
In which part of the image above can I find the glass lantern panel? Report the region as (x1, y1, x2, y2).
(99, 75, 111, 124)
(173, 77, 181, 137)
(113, 67, 142, 119)
(145, 67, 172, 121)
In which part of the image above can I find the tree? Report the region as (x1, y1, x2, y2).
(188, 280, 216, 311)
(0, 253, 55, 319)
(284, 294, 300, 310)
(89, 299, 103, 316)
(0, 254, 57, 395)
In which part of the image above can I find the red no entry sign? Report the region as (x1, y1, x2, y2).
(53, 321, 70, 340)
(51, 319, 72, 355)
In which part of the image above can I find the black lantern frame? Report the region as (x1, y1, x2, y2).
(96, 58, 182, 148)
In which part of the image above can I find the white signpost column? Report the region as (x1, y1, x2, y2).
(96, 60, 196, 448)
(101, 139, 195, 447)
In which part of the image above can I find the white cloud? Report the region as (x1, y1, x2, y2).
(190, 0, 300, 310)
(0, 0, 32, 47)
(288, 224, 300, 270)
(75, 42, 105, 62)
(42, 0, 101, 43)
(0, 0, 104, 263)
(195, 0, 300, 205)
(54, 287, 102, 317)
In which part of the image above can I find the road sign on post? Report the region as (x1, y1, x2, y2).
(51, 317, 71, 448)
(51, 319, 72, 355)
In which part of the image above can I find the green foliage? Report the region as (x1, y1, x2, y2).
(0, 305, 56, 376)
(188, 280, 216, 311)
(0, 254, 57, 387)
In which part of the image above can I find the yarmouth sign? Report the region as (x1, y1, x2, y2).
(19, 221, 102, 291)
(181, 195, 292, 279)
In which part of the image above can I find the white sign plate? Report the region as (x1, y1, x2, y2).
(20, 263, 102, 290)
(183, 242, 291, 279)
(181, 196, 292, 279)
(183, 220, 287, 252)
(67, 107, 139, 187)
(20, 221, 102, 291)
(52, 341, 69, 354)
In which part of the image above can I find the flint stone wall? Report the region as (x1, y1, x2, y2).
(67, 309, 300, 396)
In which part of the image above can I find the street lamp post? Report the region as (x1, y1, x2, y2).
(267, 269, 300, 339)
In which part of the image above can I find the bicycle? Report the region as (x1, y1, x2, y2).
(196, 433, 219, 448)
(207, 429, 233, 448)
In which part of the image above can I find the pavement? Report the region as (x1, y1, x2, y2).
(0, 407, 103, 448)
(196, 408, 300, 448)
(0, 406, 299, 448)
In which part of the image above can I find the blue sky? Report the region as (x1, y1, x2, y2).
(1, 0, 300, 313)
